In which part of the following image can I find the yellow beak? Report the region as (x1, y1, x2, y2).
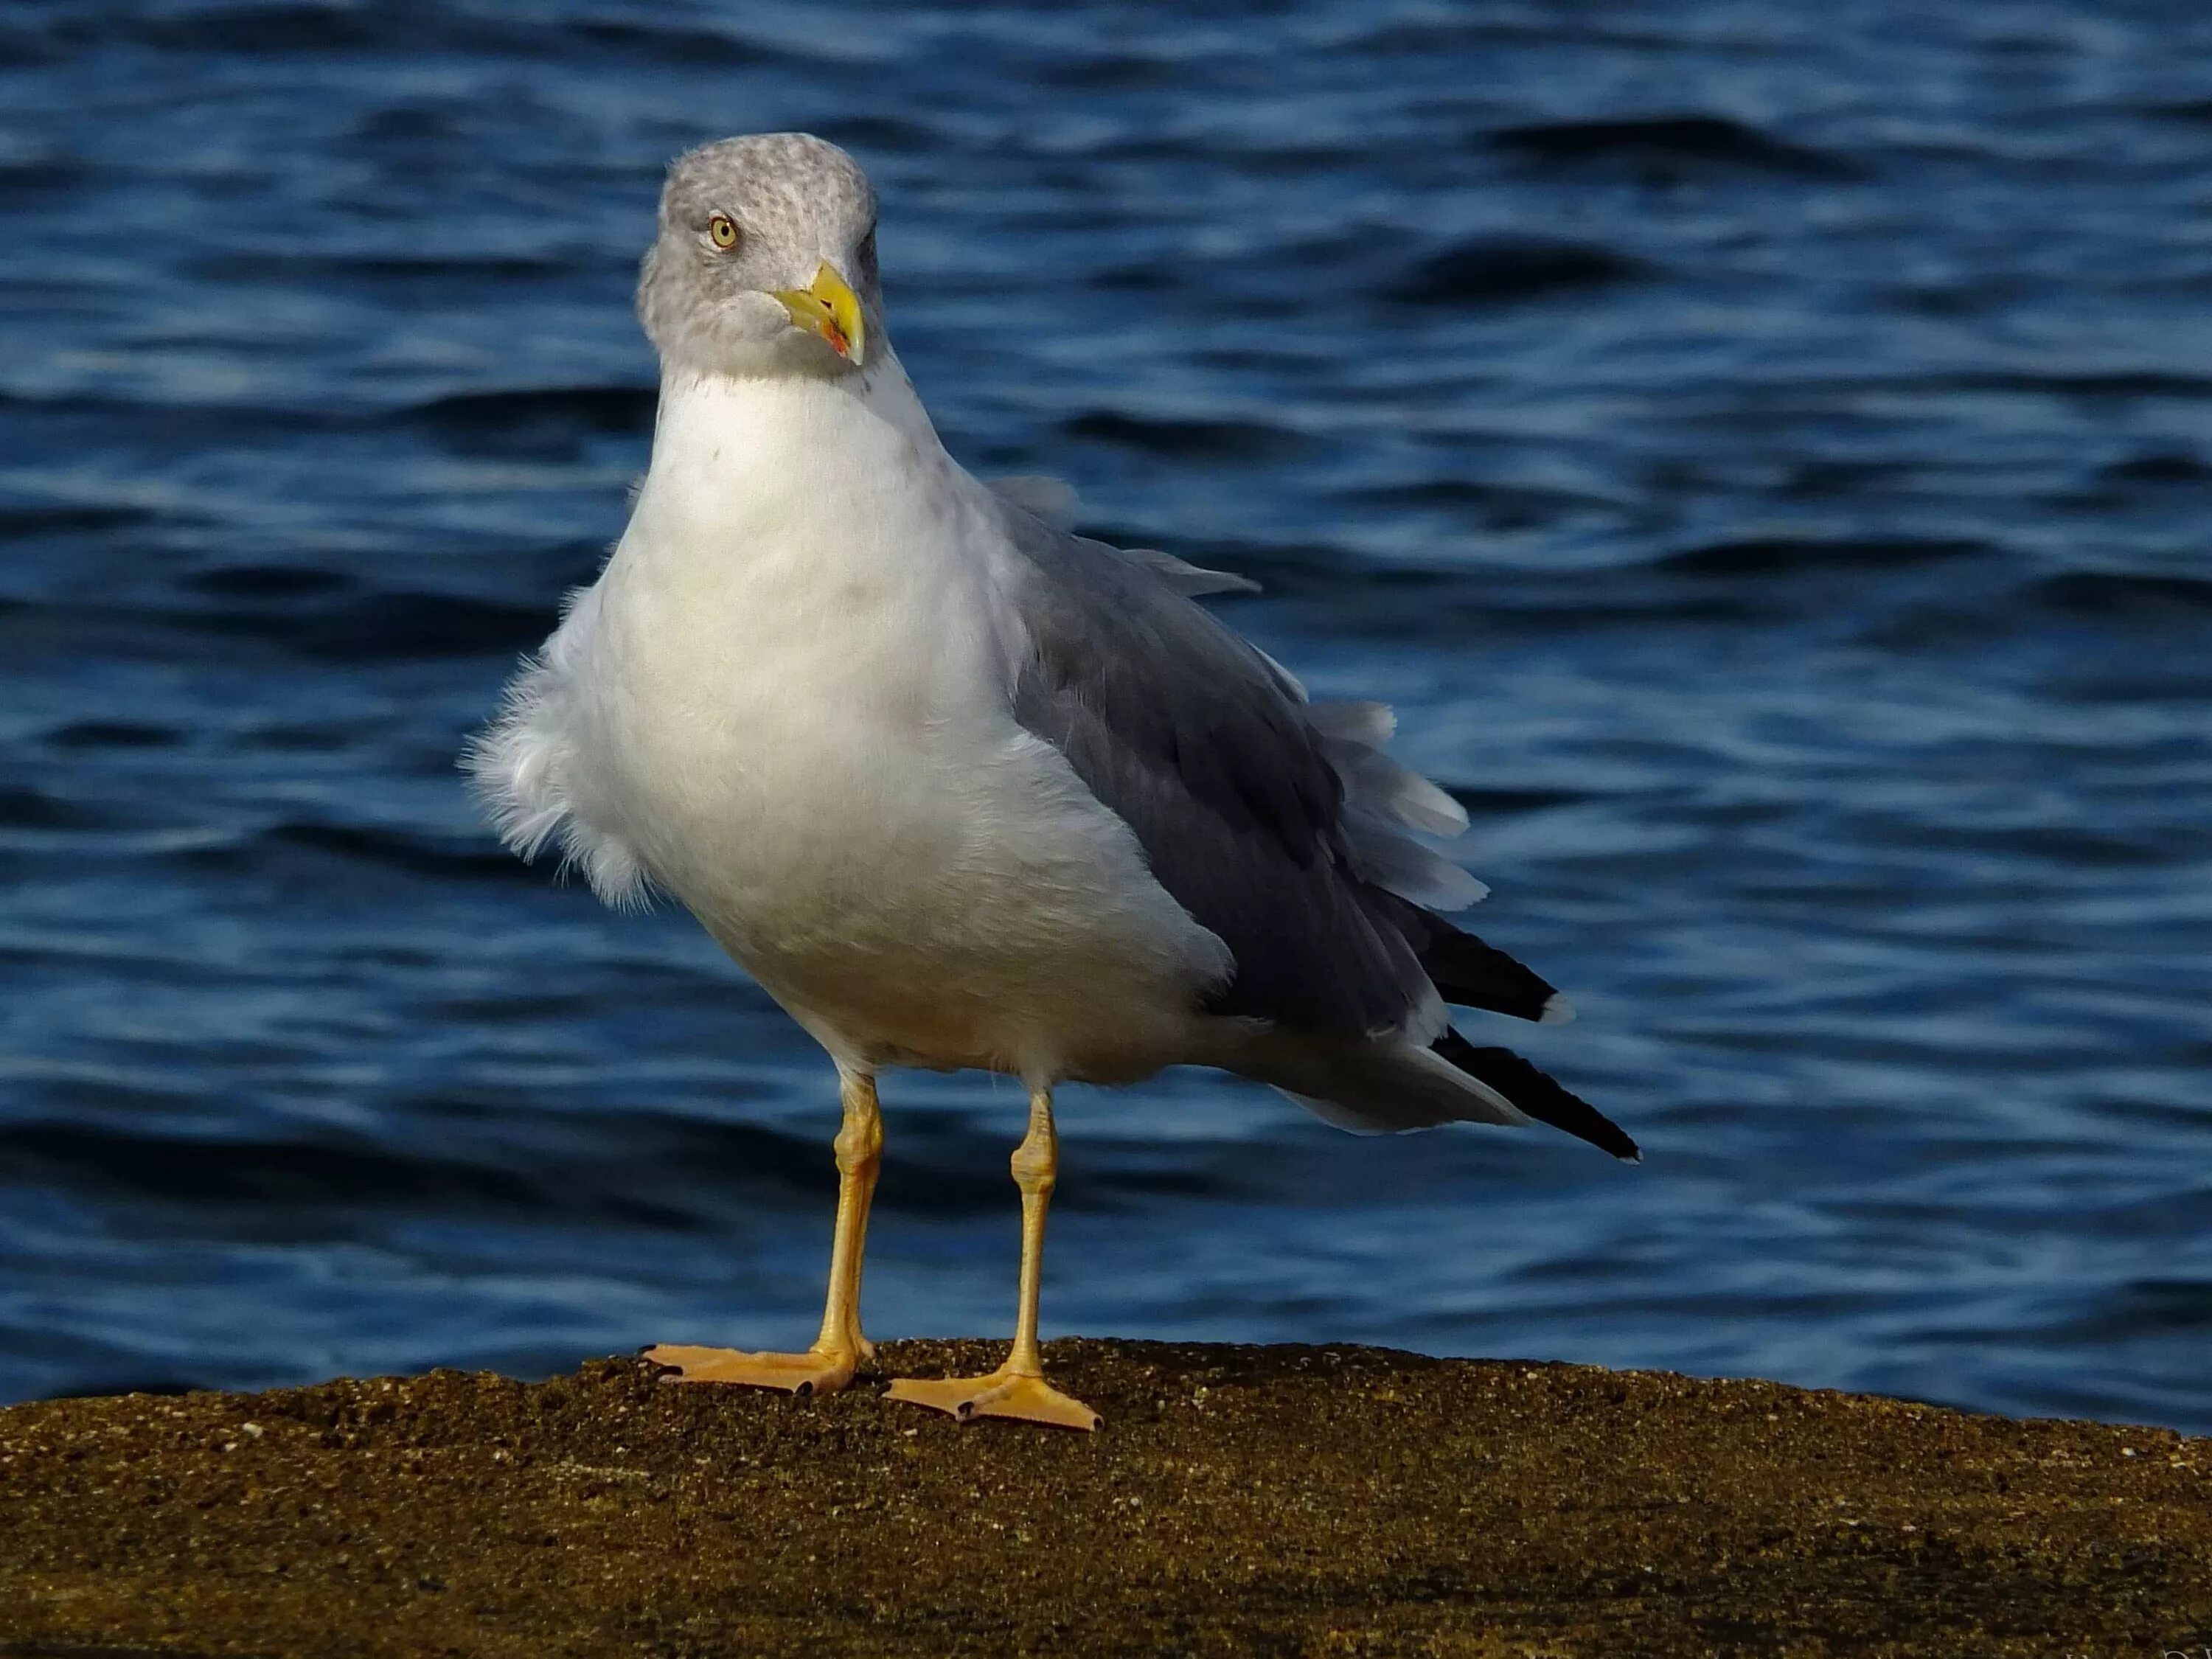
(769, 262, 866, 368)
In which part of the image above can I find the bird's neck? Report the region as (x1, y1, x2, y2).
(633, 350, 961, 570)
(651, 349, 942, 470)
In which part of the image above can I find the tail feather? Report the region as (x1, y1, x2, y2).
(1378, 894, 1568, 1024)
(1433, 1029, 1639, 1161)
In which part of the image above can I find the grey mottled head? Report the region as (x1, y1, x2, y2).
(638, 133, 883, 380)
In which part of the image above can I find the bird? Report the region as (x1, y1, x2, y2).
(468, 132, 1636, 1433)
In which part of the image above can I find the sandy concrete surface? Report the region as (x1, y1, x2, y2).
(1, 1339, 2206, 1656)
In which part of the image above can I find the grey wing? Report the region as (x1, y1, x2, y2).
(992, 499, 1636, 1159)
(995, 501, 1447, 1039)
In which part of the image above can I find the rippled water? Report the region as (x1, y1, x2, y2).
(4, 1, 2210, 1433)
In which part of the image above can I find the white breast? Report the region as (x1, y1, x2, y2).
(470, 363, 1228, 1082)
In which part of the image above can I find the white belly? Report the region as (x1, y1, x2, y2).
(504, 371, 1228, 1082)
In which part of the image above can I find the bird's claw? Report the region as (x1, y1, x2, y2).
(886, 1368, 1102, 1431)
(641, 1342, 861, 1396)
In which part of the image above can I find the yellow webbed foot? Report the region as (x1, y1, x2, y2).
(887, 1368, 1102, 1431)
(641, 1342, 860, 1397)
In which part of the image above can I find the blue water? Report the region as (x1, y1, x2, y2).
(4, 1, 2210, 1435)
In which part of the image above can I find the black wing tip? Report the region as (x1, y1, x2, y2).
(1385, 901, 1563, 1025)
(1433, 1032, 1641, 1161)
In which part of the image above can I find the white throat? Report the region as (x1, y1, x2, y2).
(653, 347, 939, 470)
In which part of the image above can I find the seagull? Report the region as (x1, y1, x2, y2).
(469, 133, 1636, 1433)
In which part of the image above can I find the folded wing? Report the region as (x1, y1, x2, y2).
(990, 495, 1634, 1159)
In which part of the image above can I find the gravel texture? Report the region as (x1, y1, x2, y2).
(2, 1339, 2207, 1656)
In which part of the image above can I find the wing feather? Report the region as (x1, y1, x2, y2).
(997, 500, 1441, 1037)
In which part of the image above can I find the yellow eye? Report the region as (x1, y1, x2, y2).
(708, 215, 738, 250)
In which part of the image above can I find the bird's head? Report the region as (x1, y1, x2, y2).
(638, 133, 880, 381)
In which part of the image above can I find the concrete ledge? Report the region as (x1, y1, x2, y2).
(2, 1339, 2206, 1655)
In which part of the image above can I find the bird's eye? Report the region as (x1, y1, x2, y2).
(709, 215, 740, 250)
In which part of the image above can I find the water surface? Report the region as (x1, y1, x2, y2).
(4, 0, 2210, 1433)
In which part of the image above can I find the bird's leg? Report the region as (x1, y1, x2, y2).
(644, 1068, 881, 1395)
(886, 1083, 1102, 1430)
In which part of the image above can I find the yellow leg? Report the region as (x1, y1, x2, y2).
(644, 1069, 881, 1395)
(887, 1084, 1102, 1431)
